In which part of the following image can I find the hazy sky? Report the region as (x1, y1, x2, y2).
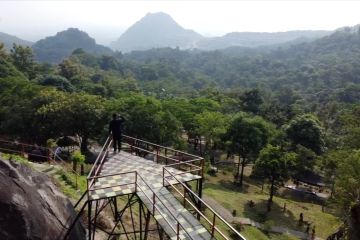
(0, 1, 359, 45)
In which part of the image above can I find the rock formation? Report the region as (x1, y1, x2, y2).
(349, 203, 360, 240)
(0, 158, 85, 240)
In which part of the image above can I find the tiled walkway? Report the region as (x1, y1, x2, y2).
(89, 151, 211, 239)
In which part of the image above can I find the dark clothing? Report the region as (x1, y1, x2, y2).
(109, 117, 125, 137)
(109, 117, 125, 151)
(112, 135, 122, 152)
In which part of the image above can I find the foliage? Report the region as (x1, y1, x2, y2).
(1, 29, 358, 238)
(341, 104, 360, 149)
(1, 153, 31, 167)
(262, 220, 275, 234)
(240, 88, 263, 114)
(293, 144, 317, 173)
(71, 150, 85, 164)
(36, 89, 108, 152)
(108, 93, 182, 145)
(253, 144, 297, 211)
(32, 28, 112, 64)
(10, 43, 37, 79)
(37, 74, 75, 92)
(334, 150, 360, 215)
(195, 111, 228, 160)
(285, 114, 325, 154)
(225, 113, 274, 186)
(71, 150, 85, 173)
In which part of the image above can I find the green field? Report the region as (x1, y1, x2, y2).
(203, 167, 342, 239)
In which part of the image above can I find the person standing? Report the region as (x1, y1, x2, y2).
(109, 113, 125, 152)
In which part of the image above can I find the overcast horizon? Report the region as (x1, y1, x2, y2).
(1, 0, 360, 45)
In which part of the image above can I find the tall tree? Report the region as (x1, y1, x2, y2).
(109, 93, 180, 145)
(334, 150, 360, 214)
(286, 114, 325, 154)
(253, 144, 296, 211)
(10, 43, 36, 79)
(195, 111, 227, 162)
(225, 113, 274, 186)
(158, 110, 181, 146)
(37, 90, 108, 154)
(333, 150, 360, 239)
(0, 43, 7, 59)
(341, 105, 360, 149)
(240, 88, 263, 114)
(57, 59, 83, 84)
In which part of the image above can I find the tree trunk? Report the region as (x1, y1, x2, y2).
(210, 140, 215, 165)
(199, 137, 203, 156)
(267, 177, 275, 212)
(73, 161, 77, 173)
(239, 157, 246, 187)
(80, 135, 89, 155)
(80, 164, 84, 175)
(330, 181, 335, 198)
(235, 153, 241, 179)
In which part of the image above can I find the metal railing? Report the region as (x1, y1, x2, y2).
(135, 173, 194, 239)
(86, 135, 245, 240)
(87, 167, 195, 239)
(87, 136, 112, 189)
(0, 138, 52, 161)
(122, 134, 204, 177)
(163, 167, 246, 240)
(0, 138, 82, 188)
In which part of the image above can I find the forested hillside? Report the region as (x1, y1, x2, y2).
(196, 30, 331, 50)
(110, 12, 331, 52)
(0, 32, 33, 50)
(123, 25, 360, 96)
(1, 24, 360, 238)
(32, 28, 113, 63)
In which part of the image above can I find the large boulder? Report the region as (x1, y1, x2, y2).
(349, 203, 360, 240)
(0, 158, 85, 240)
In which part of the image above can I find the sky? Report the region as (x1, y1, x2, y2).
(0, 0, 359, 45)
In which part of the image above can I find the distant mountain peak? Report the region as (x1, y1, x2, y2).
(53, 28, 96, 44)
(110, 12, 332, 52)
(145, 12, 173, 18)
(141, 12, 179, 24)
(110, 12, 203, 52)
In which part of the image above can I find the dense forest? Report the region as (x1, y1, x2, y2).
(1, 25, 360, 238)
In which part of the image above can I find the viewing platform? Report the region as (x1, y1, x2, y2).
(89, 151, 202, 200)
(83, 135, 245, 240)
(0, 136, 245, 240)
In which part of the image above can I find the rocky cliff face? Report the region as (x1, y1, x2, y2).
(349, 203, 360, 240)
(0, 158, 85, 240)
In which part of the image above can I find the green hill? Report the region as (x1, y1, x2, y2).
(32, 28, 113, 64)
(0, 32, 33, 50)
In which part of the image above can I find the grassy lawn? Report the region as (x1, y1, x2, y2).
(55, 169, 88, 199)
(241, 226, 299, 240)
(203, 166, 342, 239)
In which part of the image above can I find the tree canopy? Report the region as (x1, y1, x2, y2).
(225, 113, 274, 186)
(253, 144, 297, 211)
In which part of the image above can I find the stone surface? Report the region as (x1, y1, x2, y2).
(0, 158, 85, 240)
(349, 203, 360, 240)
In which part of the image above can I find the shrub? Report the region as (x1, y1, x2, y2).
(262, 220, 275, 234)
